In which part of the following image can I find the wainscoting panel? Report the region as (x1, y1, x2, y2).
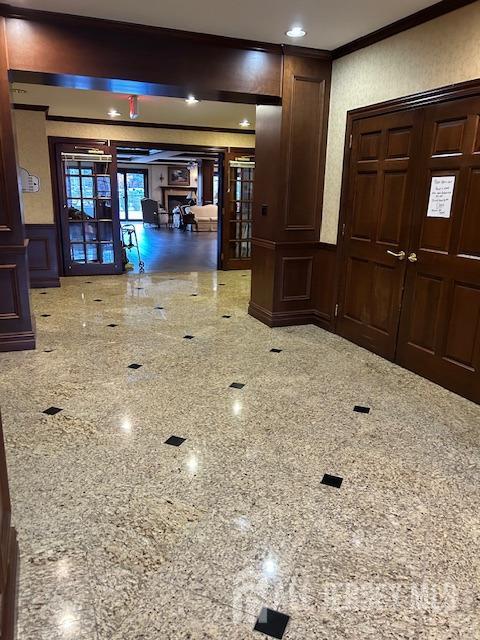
(0, 263, 20, 318)
(25, 224, 60, 288)
(280, 256, 313, 302)
(249, 239, 337, 328)
(0, 243, 35, 351)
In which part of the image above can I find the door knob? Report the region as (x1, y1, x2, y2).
(408, 252, 418, 263)
(387, 250, 406, 260)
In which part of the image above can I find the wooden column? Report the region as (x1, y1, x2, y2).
(0, 410, 19, 639)
(0, 17, 35, 351)
(198, 159, 215, 205)
(249, 49, 334, 327)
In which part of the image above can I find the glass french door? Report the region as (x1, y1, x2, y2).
(57, 142, 122, 276)
(221, 151, 255, 269)
(117, 169, 148, 221)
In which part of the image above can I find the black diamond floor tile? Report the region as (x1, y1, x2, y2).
(183, 335, 195, 340)
(128, 363, 142, 370)
(254, 608, 290, 639)
(40, 314, 51, 318)
(165, 435, 186, 447)
(270, 348, 283, 353)
(107, 324, 118, 327)
(321, 473, 343, 488)
(191, 294, 198, 297)
(230, 382, 245, 389)
(43, 407, 63, 415)
(155, 306, 164, 310)
(222, 315, 231, 319)
(354, 405, 370, 414)
(94, 299, 103, 302)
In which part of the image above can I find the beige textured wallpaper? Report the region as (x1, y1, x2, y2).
(14, 110, 255, 224)
(322, 1, 480, 244)
(45, 121, 255, 149)
(14, 110, 55, 224)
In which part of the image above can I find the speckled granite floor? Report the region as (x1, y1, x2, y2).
(0, 271, 479, 640)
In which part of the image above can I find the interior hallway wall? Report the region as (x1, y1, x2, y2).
(117, 162, 199, 205)
(14, 110, 54, 224)
(13, 109, 255, 225)
(322, 0, 480, 244)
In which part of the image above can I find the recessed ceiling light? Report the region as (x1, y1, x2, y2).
(108, 108, 121, 117)
(239, 119, 251, 128)
(286, 26, 306, 38)
(185, 95, 199, 105)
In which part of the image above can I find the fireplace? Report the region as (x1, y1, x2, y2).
(167, 194, 190, 211)
(163, 188, 196, 212)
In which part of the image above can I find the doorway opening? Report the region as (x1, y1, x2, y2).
(117, 168, 148, 221)
(113, 142, 222, 273)
(21, 81, 257, 275)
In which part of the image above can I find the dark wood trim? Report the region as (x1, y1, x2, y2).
(248, 300, 332, 330)
(333, 0, 477, 59)
(25, 223, 60, 288)
(13, 103, 49, 113)
(1, 528, 18, 640)
(0, 2, 282, 54)
(348, 77, 480, 118)
(46, 114, 256, 136)
(281, 44, 331, 60)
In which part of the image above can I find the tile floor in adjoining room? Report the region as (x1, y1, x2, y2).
(0, 270, 479, 640)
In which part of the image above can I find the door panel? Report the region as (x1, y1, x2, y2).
(56, 142, 122, 276)
(221, 150, 254, 270)
(397, 97, 480, 403)
(336, 110, 424, 359)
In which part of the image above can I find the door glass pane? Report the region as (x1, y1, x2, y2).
(81, 176, 94, 198)
(85, 244, 99, 263)
(67, 199, 83, 218)
(97, 175, 111, 198)
(126, 172, 146, 221)
(99, 221, 113, 242)
(70, 243, 86, 262)
(69, 222, 83, 242)
(84, 222, 97, 241)
(82, 200, 95, 218)
(66, 176, 81, 198)
(101, 243, 115, 264)
(97, 200, 113, 219)
(117, 172, 126, 220)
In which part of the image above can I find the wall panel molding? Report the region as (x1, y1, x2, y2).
(25, 224, 60, 288)
(0, 16, 35, 352)
(280, 256, 313, 302)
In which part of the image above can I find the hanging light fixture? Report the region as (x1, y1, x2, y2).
(128, 95, 139, 119)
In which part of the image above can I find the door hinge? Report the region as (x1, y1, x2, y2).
(342, 223, 346, 237)
(334, 303, 339, 318)
(349, 134, 353, 150)
(221, 252, 224, 262)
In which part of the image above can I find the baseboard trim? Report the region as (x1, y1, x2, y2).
(29, 276, 60, 289)
(248, 301, 333, 330)
(0, 329, 36, 352)
(1, 528, 18, 640)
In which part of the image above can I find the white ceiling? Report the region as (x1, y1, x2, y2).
(12, 83, 257, 129)
(9, 0, 439, 50)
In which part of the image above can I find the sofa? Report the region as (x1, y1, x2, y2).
(189, 204, 218, 232)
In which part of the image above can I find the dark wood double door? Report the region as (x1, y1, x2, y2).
(337, 96, 480, 403)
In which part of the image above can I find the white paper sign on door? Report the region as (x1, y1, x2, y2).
(426, 176, 455, 218)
